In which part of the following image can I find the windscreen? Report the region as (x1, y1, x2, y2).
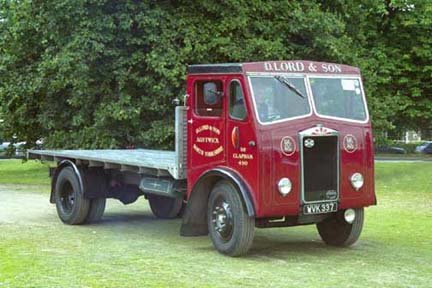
(310, 77, 367, 121)
(249, 76, 310, 123)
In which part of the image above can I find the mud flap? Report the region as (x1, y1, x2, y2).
(180, 189, 209, 236)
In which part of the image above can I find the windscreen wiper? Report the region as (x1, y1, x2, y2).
(274, 75, 306, 99)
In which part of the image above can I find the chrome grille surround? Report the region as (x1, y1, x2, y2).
(299, 125, 339, 204)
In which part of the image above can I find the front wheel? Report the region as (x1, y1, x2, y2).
(207, 181, 255, 257)
(316, 208, 364, 247)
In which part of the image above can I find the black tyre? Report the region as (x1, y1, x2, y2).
(207, 181, 255, 256)
(54, 166, 90, 225)
(148, 194, 183, 219)
(85, 198, 106, 223)
(317, 208, 364, 247)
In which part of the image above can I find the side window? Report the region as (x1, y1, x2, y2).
(195, 80, 223, 117)
(229, 80, 247, 120)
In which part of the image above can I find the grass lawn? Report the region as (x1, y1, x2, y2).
(0, 159, 50, 186)
(375, 153, 432, 160)
(0, 160, 431, 287)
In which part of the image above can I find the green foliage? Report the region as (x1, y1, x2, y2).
(0, 1, 431, 149)
(321, 0, 432, 133)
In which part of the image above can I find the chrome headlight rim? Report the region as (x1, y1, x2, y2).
(278, 177, 292, 197)
(350, 172, 364, 191)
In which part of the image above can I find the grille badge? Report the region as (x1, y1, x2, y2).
(343, 134, 358, 153)
(326, 190, 338, 200)
(304, 138, 315, 148)
(281, 136, 296, 156)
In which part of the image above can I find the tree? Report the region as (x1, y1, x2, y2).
(320, 0, 432, 137)
(0, 0, 353, 149)
(1, 0, 430, 150)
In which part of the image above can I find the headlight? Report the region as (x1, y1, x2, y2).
(278, 178, 292, 196)
(350, 173, 364, 191)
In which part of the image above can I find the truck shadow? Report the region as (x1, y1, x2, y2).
(248, 236, 344, 259)
(90, 211, 184, 237)
(99, 212, 157, 224)
(193, 234, 362, 259)
(88, 211, 365, 258)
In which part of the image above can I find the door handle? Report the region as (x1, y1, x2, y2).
(231, 127, 239, 149)
(187, 119, 193, 124)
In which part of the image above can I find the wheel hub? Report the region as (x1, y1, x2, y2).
(60, 182, 75, 214)
(212, 200, 233, 241)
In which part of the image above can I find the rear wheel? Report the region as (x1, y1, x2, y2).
(207, 181, 255, 256)
(54, 167, 90, 225)
(85, 198, 106, 223)
(317, 208, 364, 247)
(148, 194, 183, 219)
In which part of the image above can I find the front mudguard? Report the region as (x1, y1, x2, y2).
(180, 167, 255, 236)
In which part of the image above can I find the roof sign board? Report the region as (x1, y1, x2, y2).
(242, 61, 360, 74)
(188, 60, 360, 75)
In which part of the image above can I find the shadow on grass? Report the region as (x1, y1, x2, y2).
(87, 211, 183, 237)
(100, 212, 157, 224)
(87, 211, 366, 258)
(249, 237, 342, 259)
(192, 236, 361, 260)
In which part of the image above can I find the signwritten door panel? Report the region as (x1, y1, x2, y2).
(190, 78, 226, 170)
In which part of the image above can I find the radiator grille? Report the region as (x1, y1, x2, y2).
(302, 135, 339, 203)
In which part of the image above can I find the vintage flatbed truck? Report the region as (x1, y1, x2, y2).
(29, 60, 376, 256)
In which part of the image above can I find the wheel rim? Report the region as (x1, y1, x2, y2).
(211, 197, 233, 242)
(60, 181, 75, 214)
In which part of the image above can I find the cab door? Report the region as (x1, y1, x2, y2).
(188, 76, 226, 174)
(225, 77, 258, 195)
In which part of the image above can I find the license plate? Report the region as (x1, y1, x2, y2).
(303, 202, 338, 215)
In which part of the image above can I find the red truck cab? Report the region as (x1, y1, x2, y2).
(181, 60, 375, 255)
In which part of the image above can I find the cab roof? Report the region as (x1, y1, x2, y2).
(188, 60, 360, 75)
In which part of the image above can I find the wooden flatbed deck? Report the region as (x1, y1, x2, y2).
(28, 149, 186, 179)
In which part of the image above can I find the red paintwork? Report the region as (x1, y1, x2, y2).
(186, 61, 375, 219)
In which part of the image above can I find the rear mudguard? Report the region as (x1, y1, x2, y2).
(50, 160, 83, 203)
(50, 161, 109, 203)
